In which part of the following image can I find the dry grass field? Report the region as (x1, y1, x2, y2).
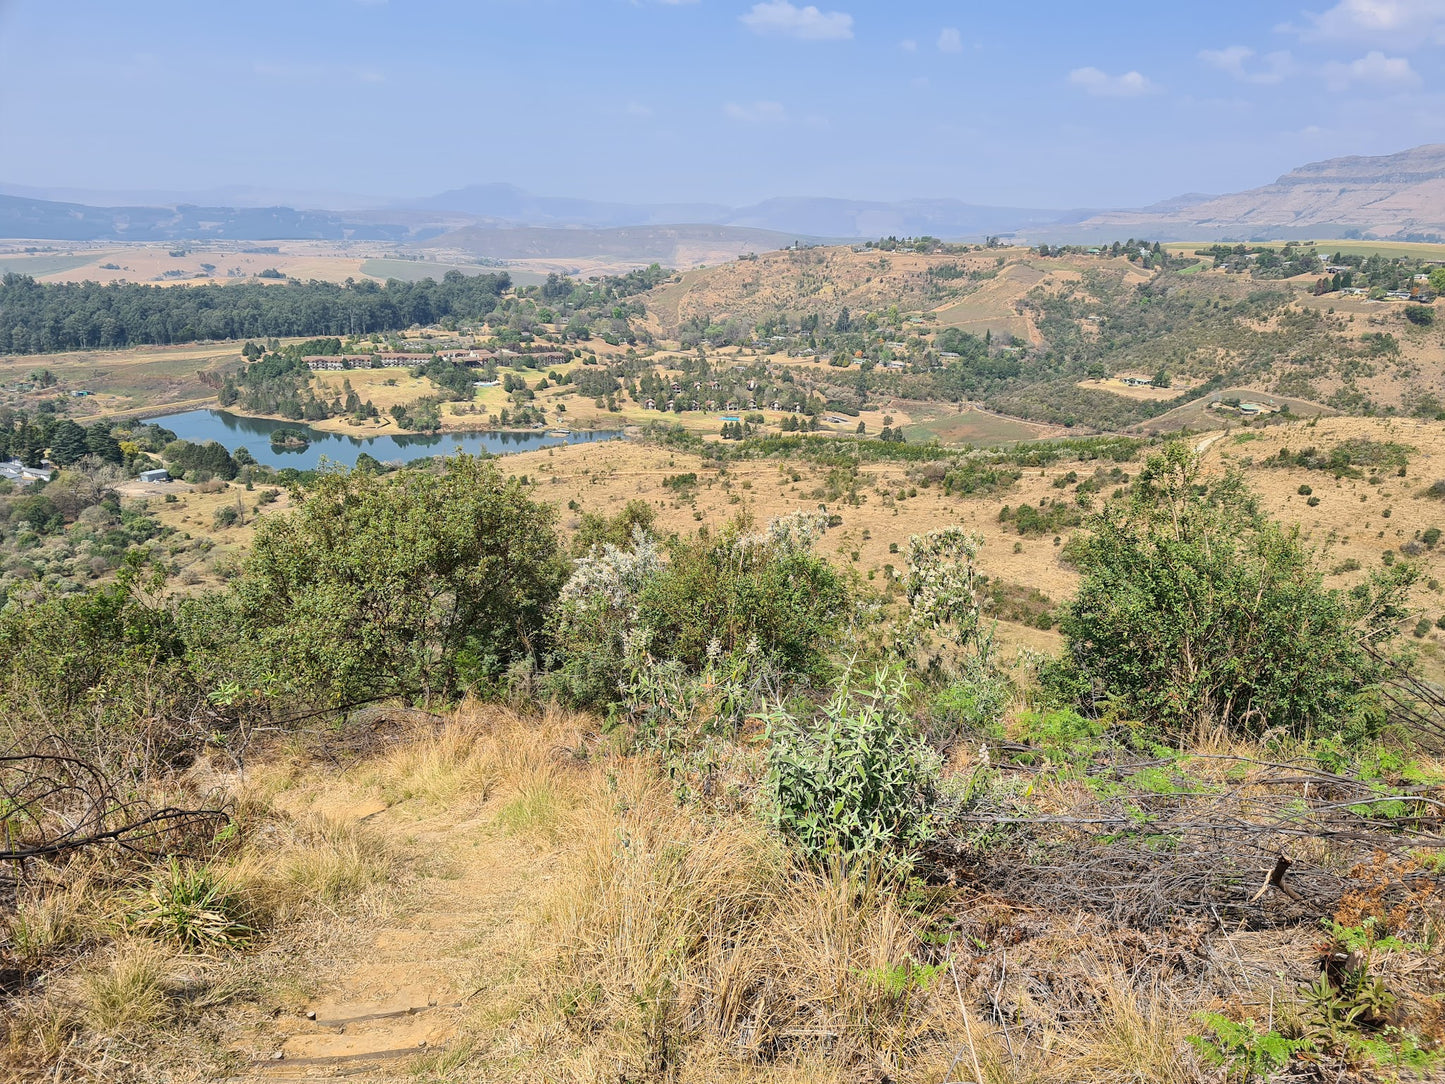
(0, 341, 237, 417)
(0, 242, 536, 288)
(0, 240, 684, 289)
(485, 414, 1445, 670)
(1164, 239, 1445, 263)
(1075, 376, 1203, 401)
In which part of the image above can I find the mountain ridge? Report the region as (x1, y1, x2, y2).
(3, 145, 1445, 247)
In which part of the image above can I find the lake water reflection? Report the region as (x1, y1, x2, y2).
(145, 410, 622, 471)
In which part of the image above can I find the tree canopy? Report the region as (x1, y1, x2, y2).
(0, 270, 510, 354)
(228, 455, 567, 705)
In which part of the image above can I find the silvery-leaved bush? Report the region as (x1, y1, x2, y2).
(745, 509, 828, 554)
(556, 525, 661, 628)
(899, 527, 992, 667)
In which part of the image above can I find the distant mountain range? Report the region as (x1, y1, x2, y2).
(1058, 144, 1445, 243)
(3, 145, 1444, 253)
(401, 183, 1098, 239)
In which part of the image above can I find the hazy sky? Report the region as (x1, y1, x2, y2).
(2, 0, 1443, 209)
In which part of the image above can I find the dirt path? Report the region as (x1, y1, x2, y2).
(1194, 430, 1227, 454)
(227, 806, 541, 1082)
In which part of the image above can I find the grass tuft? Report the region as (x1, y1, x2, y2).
(80, 942, 172, 1035)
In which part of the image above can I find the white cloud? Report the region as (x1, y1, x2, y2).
(740, 1, 853, 41)
(724, 99, 788, 122)
(937, 27, 962, 53)
(1323, 49, 1421, 89)
(1299, 0, 1445, 45)
(1198, 45, 1295, 84)
(899, 38, 917, 51)
(1068, 67, 1160, 98)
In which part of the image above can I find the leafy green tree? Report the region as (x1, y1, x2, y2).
(229, 455, 566, 706)
(0, 556, 202, 779)
(85, 423, 123, 463)
(1058, 443, 1413, 737)
(164, 440, 238, 480)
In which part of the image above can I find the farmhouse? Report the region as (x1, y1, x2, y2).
(138, 468, 170, 483)
(0, 460, 53, 486)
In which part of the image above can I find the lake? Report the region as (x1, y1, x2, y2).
(146, 410, 623, 470)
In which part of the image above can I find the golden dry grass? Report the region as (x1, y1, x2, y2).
(222, 813, 395, 926)
(6, 706, 1349, 1083)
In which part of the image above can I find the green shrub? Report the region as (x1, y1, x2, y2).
(1011, 707, 1106, 763)
(571, 499, 656, 556)
(1298, 484, 1313, 496)
(0, 555, 206, 778)
(550, 512, 847, 710)
(637, 514, 846, 680)
(229, 455, 566, 706)
(1059, 443, 1414, 737)
(766, 670, 941, 873)
(925, 662, 1010, 749)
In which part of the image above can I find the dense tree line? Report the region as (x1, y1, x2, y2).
(0, 271, 511, 354)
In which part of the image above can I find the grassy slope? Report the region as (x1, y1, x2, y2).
(14, 703, 1439, 1082)
(0, 708, 1229, 1082)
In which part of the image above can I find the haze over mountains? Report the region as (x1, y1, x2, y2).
(3, 145, 1444, 255)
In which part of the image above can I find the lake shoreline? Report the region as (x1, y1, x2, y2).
(145, 407, 625, 470)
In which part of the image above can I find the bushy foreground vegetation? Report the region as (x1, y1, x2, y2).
(3, 443, 1445, 1082)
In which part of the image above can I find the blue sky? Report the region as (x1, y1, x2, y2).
(1, 0, 1442, 209)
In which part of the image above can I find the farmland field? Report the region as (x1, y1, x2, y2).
(0, 252, 108, 277)
(0, 340, 238, 417)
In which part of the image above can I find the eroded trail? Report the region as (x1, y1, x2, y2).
(226, 789, 547, 1081)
